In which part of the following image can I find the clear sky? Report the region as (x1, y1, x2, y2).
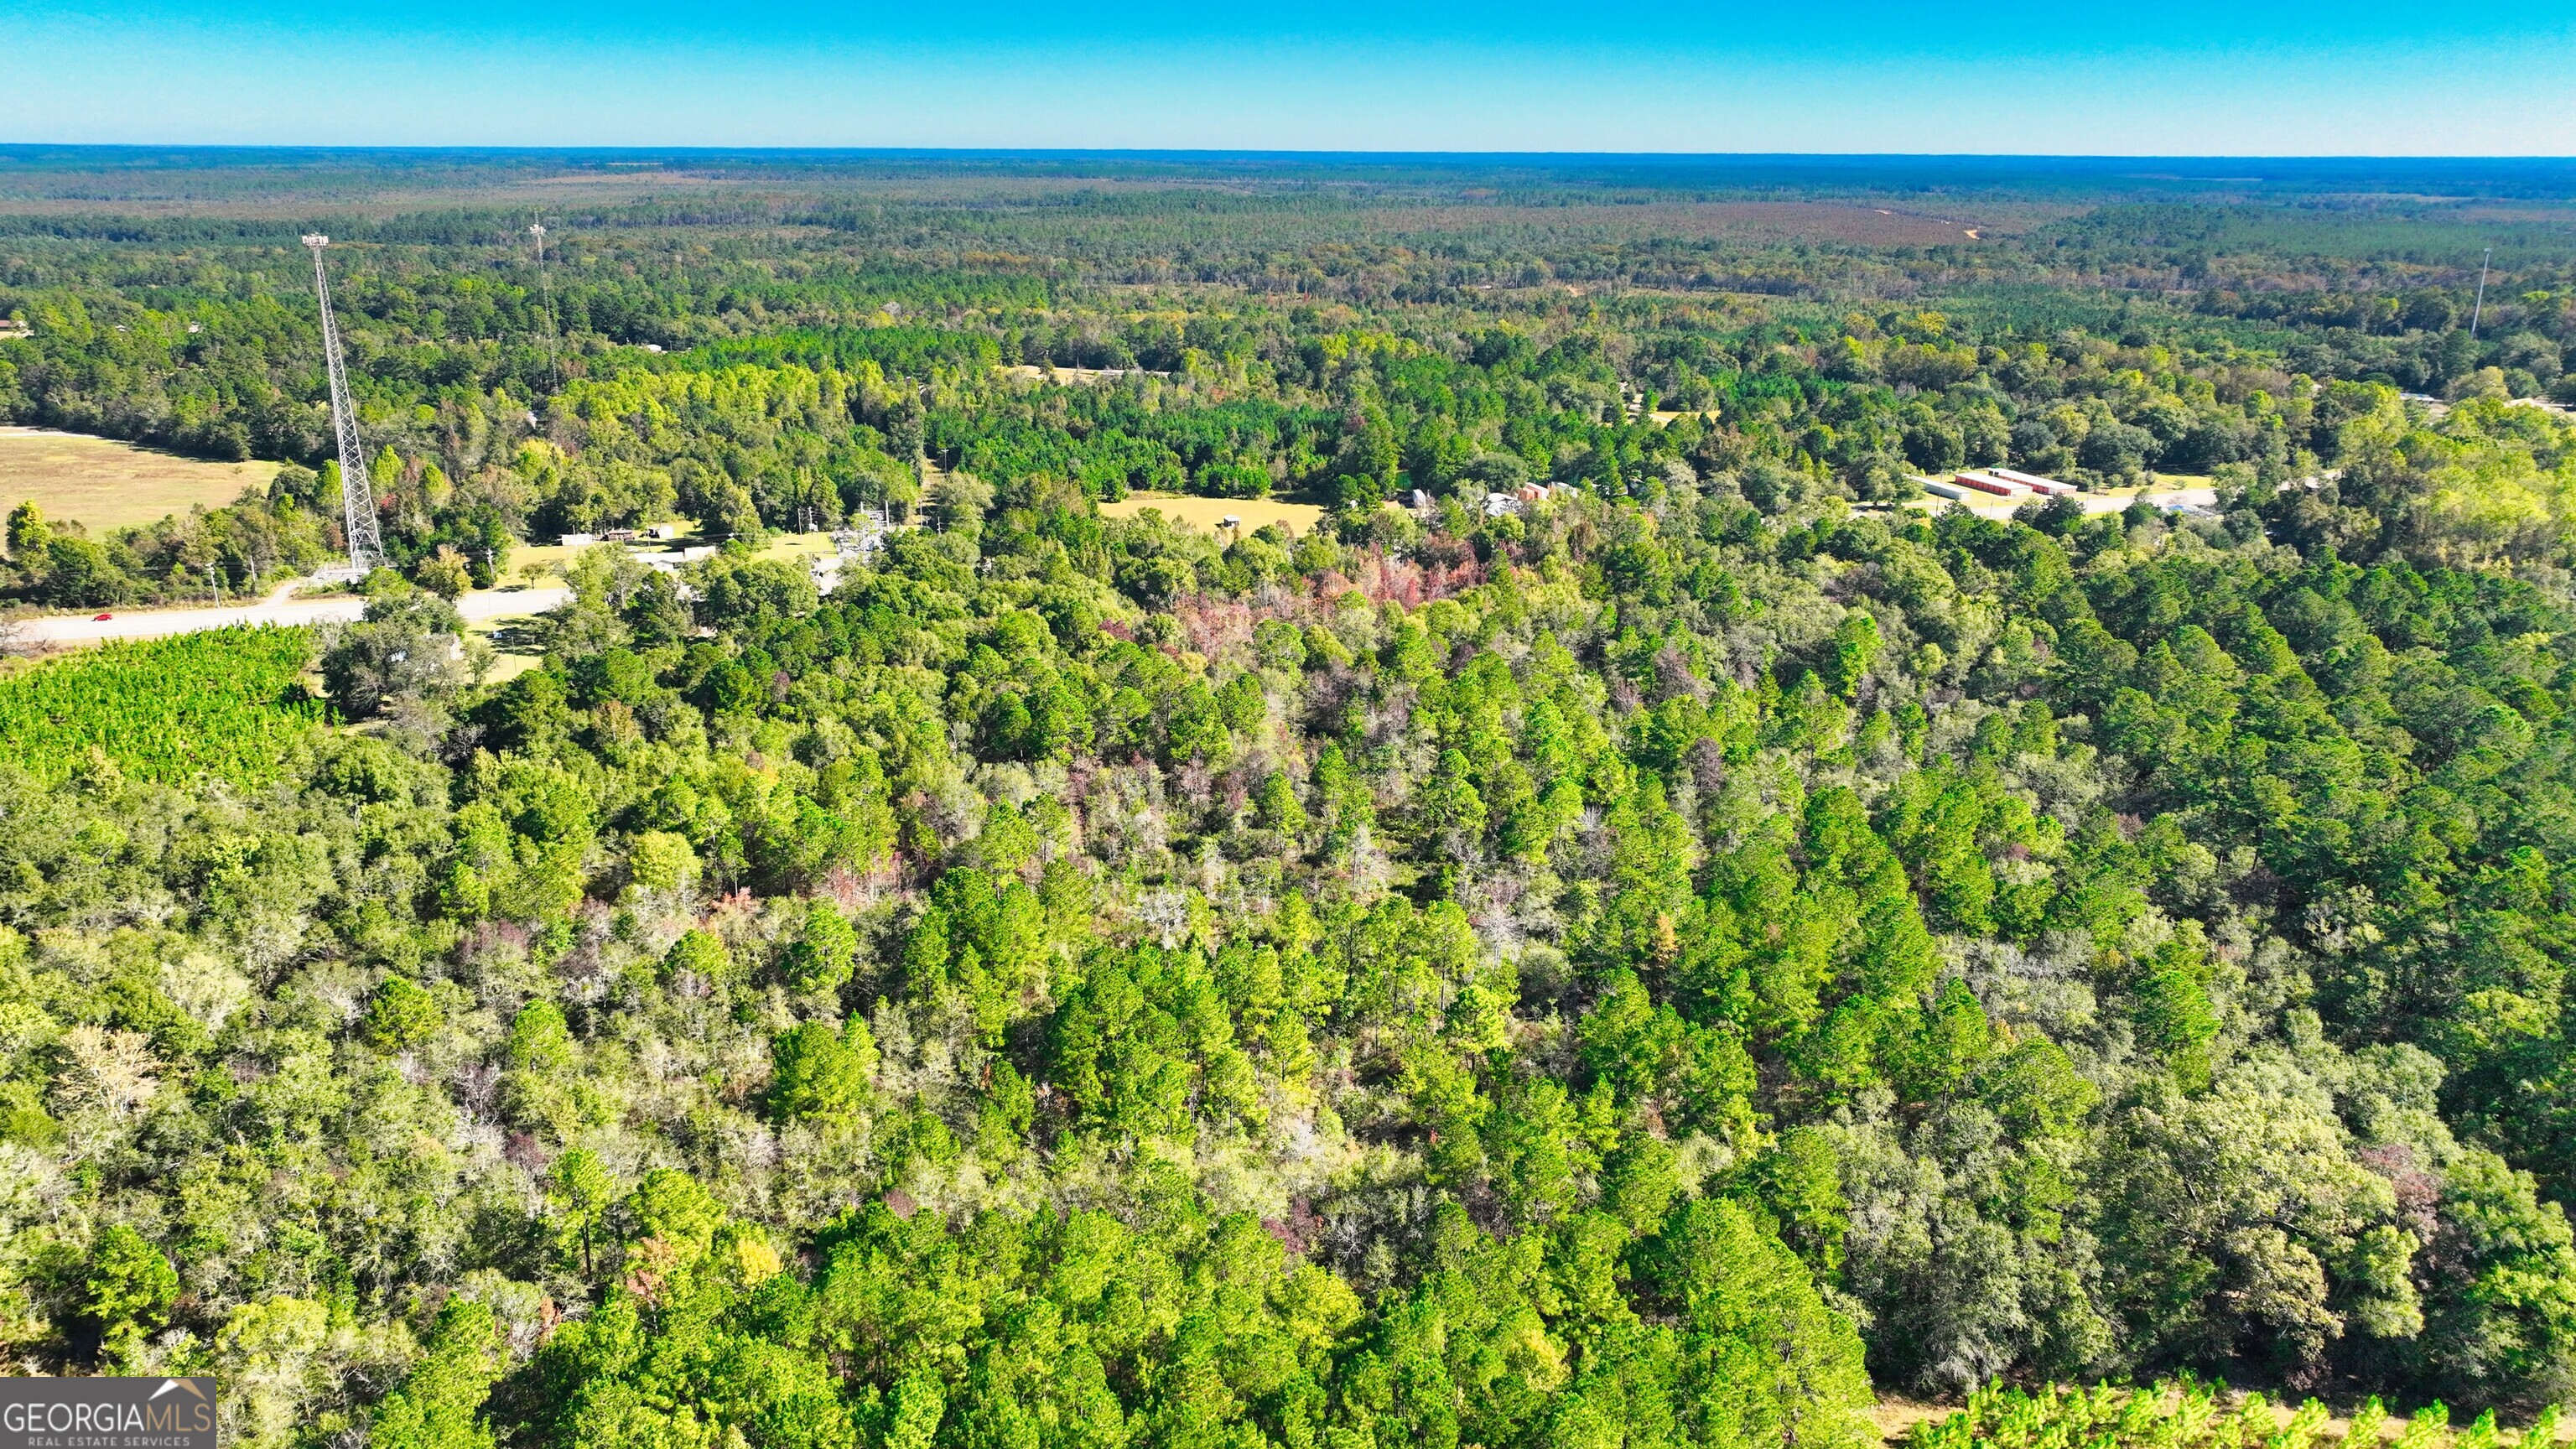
(4, 0, 2571, 154)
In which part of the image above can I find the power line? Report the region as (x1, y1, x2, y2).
(304, 235, 384, 577)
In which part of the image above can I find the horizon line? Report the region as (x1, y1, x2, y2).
(6, 145, 2576, 165)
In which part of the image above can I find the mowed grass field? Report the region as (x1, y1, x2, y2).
(500, 524, 837, 581)
(0, 428, 280, 531)
(1099, 491, 1325, 537)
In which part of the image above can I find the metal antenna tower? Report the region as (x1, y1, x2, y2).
(2470, 247, 2494, 340)
(304, 235, 384, 575)
(530, 221, 561, 392)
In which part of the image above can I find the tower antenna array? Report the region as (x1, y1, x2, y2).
(304, 235, 384, 576)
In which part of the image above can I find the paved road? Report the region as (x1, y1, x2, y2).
(22, 582, 569, 645)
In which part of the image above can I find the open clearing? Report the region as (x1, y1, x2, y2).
(0, 428, 282, 532)
(1899, 473, 2220, 520)
(1100, 491, 1324, 537)
(501, 523, 839, 582)
(1000, 364, 1172, 385)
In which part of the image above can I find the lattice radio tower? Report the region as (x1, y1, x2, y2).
(529, 221, 561, 392)
(304, 235, 384, 576)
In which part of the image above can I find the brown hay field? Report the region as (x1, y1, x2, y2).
(0, 428, 280, 531)
(1100, 492, 1324, 537)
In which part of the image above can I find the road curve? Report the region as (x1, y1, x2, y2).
(20, 583, 571, 645)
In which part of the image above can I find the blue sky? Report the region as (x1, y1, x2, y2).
(4, 1, 2571, 153)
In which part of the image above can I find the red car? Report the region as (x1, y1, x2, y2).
(91, 613, 112, 621)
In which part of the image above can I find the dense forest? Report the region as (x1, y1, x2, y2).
(3, 151, 2576, 1448)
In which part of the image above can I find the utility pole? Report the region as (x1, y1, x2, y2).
(2470, 247, 2493, 339)
(304, 236, 384, 577)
